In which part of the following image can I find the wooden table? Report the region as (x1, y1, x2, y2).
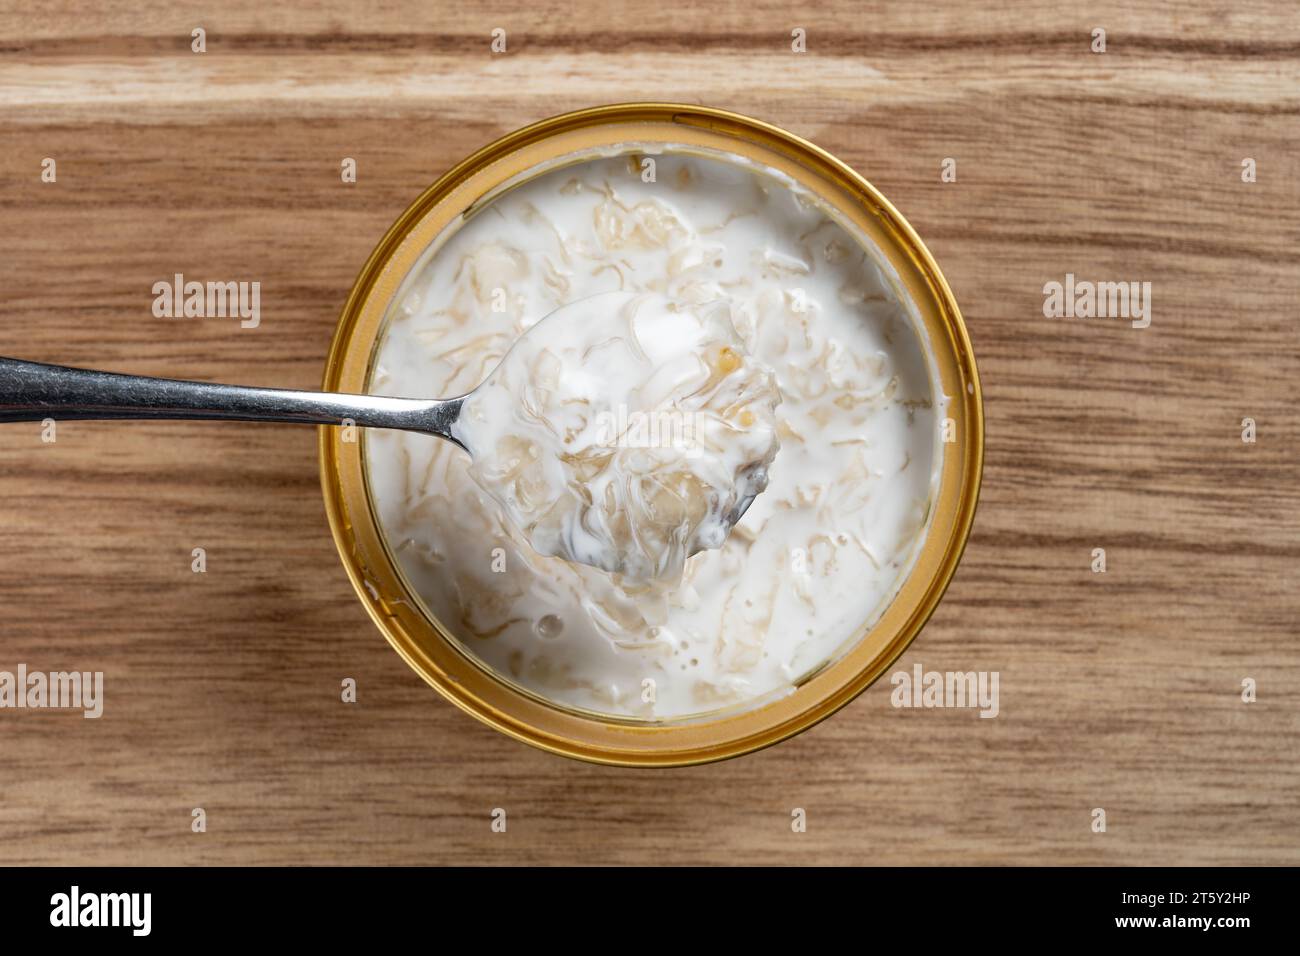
(1, 1, 1296, 865)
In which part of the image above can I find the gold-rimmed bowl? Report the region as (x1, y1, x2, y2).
(319, 103, 983, 767)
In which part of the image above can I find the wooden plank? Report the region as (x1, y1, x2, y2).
(0, 1, 1295, 865)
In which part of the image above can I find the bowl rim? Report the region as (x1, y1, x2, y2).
(318, 102, 985, 767)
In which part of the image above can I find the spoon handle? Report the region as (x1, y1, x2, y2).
(0, 356, 464, 445)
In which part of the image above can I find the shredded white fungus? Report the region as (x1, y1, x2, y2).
(452, 291, 782, 585)
(367, 148, 943, 718)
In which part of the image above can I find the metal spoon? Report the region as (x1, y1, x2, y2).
(0, 291, 627, 447)
(0, 353, 470, 448)
(0, 296, 625, 444)
(0, 294, 758, 525)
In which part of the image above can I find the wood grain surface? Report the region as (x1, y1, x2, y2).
(1, 1, 1297, 866)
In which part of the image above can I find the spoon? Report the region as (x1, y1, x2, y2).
(0, 353, 470, 447)
(0, 295, 760, 526)
(0, 295, 627, 446)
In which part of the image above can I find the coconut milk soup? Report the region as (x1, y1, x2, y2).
(366, 148, 943, 718)
(451, 290, 782, 585)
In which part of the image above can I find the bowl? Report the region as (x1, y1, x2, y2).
(320, 103, 983, 766)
